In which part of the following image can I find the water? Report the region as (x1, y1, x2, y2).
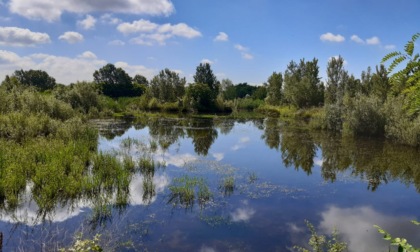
(1, 117, 420, 251)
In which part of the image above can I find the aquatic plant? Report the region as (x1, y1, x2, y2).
(168, 176, 212, 209)
(293, 220, 347, 252)
(375, 221, 420, 252)
(221, 176, 235, 196)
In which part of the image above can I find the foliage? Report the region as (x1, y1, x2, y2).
(293, 220, 347, 252)
(343, 94, 385, 136)
(93, 63, 142, 98)
(12, 69, 56, 91)
(60, 234, 103, 252)
(194, 62, 218, 97)
(382, 33, 420, 116)
(168, 175, 212, 209)
(375, 220, 420, 252)
(283, 58, 324, 108)
(265, 71, 283, 105)
(383, 96, 420, 147)
(150, 68, 185, 103)
(325, 56, 348, 105)
(185, 83, 214, 112)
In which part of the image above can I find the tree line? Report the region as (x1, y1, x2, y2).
(1, 33, 419, 146)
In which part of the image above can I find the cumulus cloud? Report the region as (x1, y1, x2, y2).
(0, 26, 50, 47)
(0, 50, 155, 84)
(108, 39, 125, 46)
(9, 0, 175, 22)
(234, 44, 248, 51)
(58, 31, 84, 44)
(118, 19, 201, 46)
(320, 32, 345, 43)
(350, 35, 364, 44)
(114, 61, 156, 80)
(77, 15, 96, 30)
(78, 51, 97, 59)
(366, 36, 380, 45)
(214, 32, 228, 42)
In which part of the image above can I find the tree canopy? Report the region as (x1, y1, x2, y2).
(93, 63, 142, 98)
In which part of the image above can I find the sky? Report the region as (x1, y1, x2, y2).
(0, 0, 419, 85)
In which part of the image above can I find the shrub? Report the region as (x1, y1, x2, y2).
(344, 95, 385, 136)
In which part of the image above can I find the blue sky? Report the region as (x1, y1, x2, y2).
(0, 0, 418, 85)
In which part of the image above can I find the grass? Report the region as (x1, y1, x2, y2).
(221, 176, 235, 196)
(168, 175, 212, 209)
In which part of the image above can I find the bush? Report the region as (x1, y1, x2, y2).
(344, 95, 385, 136)
(324, 104, 344, 132)
(384, 96, 420, 146)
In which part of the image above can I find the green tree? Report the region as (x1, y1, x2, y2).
(193, 63, 218, 99)
(371, 65, 390, 102)
(150, 68, 185, 103)
(13, 69, 56, 91)
(133, 74, 149, 86)
(283, 58, 324, 108)
(93, 63, 141, 98)
(325, 56, 348, 105)
(265, 71, 283, 105)
(185, 83, 213, 112)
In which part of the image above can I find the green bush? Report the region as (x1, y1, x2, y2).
(344, 95, 385, 136)
(384, 96, 420, 146)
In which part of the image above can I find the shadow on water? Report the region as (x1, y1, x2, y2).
(0, 116, 420, 250)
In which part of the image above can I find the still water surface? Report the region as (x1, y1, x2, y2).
(1, 117, 420, 251)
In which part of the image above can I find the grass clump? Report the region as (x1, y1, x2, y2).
(168, 175, 212, 209)
(221, 176, 235, 196)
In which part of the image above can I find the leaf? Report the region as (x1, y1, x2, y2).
(382, 51, 402, 63)
(405, 41, 415, 57)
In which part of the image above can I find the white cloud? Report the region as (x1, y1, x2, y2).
(0, 49, 155, 84)
(234, 44, 254, 60)
(231, 205, 256, 222)
(242, 53, 254, 60)
(319, 206, 420, 252)
(234, 44, 248, 51)
(0, 26, 50, 47)
(117, 19, 159, 34)
(78, 51, 97, 59)
(115, 61, 156, 80)
(77, 15, 96, 30)
(232, 136, 250, 151)
(212, 153, 224, 161)
(108, 39, 125, 46)
(100, 13, 122, 25)
(320, 32, 345, 43)
(350, 35, 364, 44)
(366, 36, 380, 45)
(384, 44, 396, 50)
(9, 0, 174, 22)
(214, 32, 228, 42)
(201, 58, 213, 65)
(58, 31, 84, 44)
(119, 19, 201, 46)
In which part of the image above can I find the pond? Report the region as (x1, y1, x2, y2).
(1, 116, 420, 251)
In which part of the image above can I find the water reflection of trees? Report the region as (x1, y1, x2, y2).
(261, 119, 420, 192)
